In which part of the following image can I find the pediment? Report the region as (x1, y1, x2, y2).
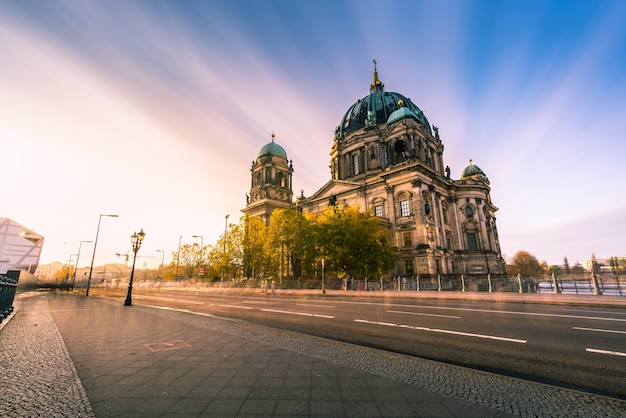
(306, 179, 362, 201)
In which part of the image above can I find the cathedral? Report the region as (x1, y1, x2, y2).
(242, 64, 505, 277)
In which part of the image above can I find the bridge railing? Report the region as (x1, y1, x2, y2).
(339, 273, 625, 296)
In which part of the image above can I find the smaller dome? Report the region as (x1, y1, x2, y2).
(461, 160, 489, 183)
(387, 106, 419, 125)
(257, 133, 287, 159)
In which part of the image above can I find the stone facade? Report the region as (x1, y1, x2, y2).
(243, 66, 505, 277)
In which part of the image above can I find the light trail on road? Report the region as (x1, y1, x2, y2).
(386, 309, 460, 319)
(586, 348, 626, 357)
(354, 319, 528, 343)
(261, 308, 334, 319)
(573, 327, 626, 334)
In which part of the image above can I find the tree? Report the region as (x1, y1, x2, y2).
(173, 243, 202, 279)
(547, 265, 561, 276)
(266, 208, 317, 280)
(508, 251, 545, 277)
(571, 262, 585, 274)
(311, 205, 395, 280)
(563, 256, 571, 274)
(242, 215, 269, 279)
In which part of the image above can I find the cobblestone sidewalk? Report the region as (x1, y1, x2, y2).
(0, 299, 94, 417)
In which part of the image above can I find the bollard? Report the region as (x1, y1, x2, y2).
(461, 274, 465, 292)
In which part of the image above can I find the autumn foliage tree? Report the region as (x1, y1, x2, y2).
(311, 205, 395, 280)
(508, 251, 545, 277)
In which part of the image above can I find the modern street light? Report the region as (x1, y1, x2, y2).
(124, 229, 146, 306)
(72, 240, 92, 290)
(156, 250, 165, 275)
(221, 215, 229, 281)
(192, 235, 203, 278)
(176, 235, 182, 279)
(86, 214, 118, 296)
(65, 254, 78, 287)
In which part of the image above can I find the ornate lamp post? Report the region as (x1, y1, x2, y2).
(124, 229, 146, 306)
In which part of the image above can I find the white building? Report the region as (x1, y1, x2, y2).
(0, 217, 43, 274)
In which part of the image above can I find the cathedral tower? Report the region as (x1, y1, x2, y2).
(242, 133, 294, 224)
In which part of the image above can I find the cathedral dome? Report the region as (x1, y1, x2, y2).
(257, 133, 287, 159)
(386, 105, 420, 126)
(461, 160, 489, 183)
(335, 63, 431, 138)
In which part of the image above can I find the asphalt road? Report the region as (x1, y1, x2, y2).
(92, 287, 626, 399)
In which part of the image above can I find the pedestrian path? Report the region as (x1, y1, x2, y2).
(1, 291, 624, 417)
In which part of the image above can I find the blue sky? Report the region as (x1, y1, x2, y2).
(2, 0, 625, 268)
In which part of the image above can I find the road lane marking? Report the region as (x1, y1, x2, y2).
(261, 308, 334, 319)
(355, 319, 527, 343)
(574, 327, 626, 335)
(586, 348, 626, 357)
(562, 308, 626, 316)
(297, 304, 335, 308)
(387, 310, 460, 319)
(216, 304, 253, 309)
(322, 300, 626, 322)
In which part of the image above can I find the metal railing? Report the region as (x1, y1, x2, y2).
(337, 273, 626, 296)
(0, 275, 19, 322)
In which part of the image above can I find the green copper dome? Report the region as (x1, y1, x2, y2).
(335, 64, 431, 139)
(461, 160, 489, 183)
(386, 106, 420, 126)
(257, 134, 287, 159)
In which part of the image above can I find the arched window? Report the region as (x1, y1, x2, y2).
(463, 222, 480, 252)
(371, 197, 385, 218)
(397, 192, 412, 217)
(276, 172, 285, 187)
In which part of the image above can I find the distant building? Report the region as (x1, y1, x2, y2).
(583, 257, 625, 273)
(34, 261, 65, 282)
(0, 217, 43, 274)
(243, 64, 505, 277)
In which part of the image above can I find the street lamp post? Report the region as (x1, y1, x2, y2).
(192, 235, 203, 278)
(124, 229, 146, 306)
(65, 254, 78, 287)
(156, 250, 165, 276)
(72, 240, 92, 290)
(176, 235, 182, 279)
(221, 215, 229, 281)
(86, 214, 118, 296)
(321, 258, 326, 294)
